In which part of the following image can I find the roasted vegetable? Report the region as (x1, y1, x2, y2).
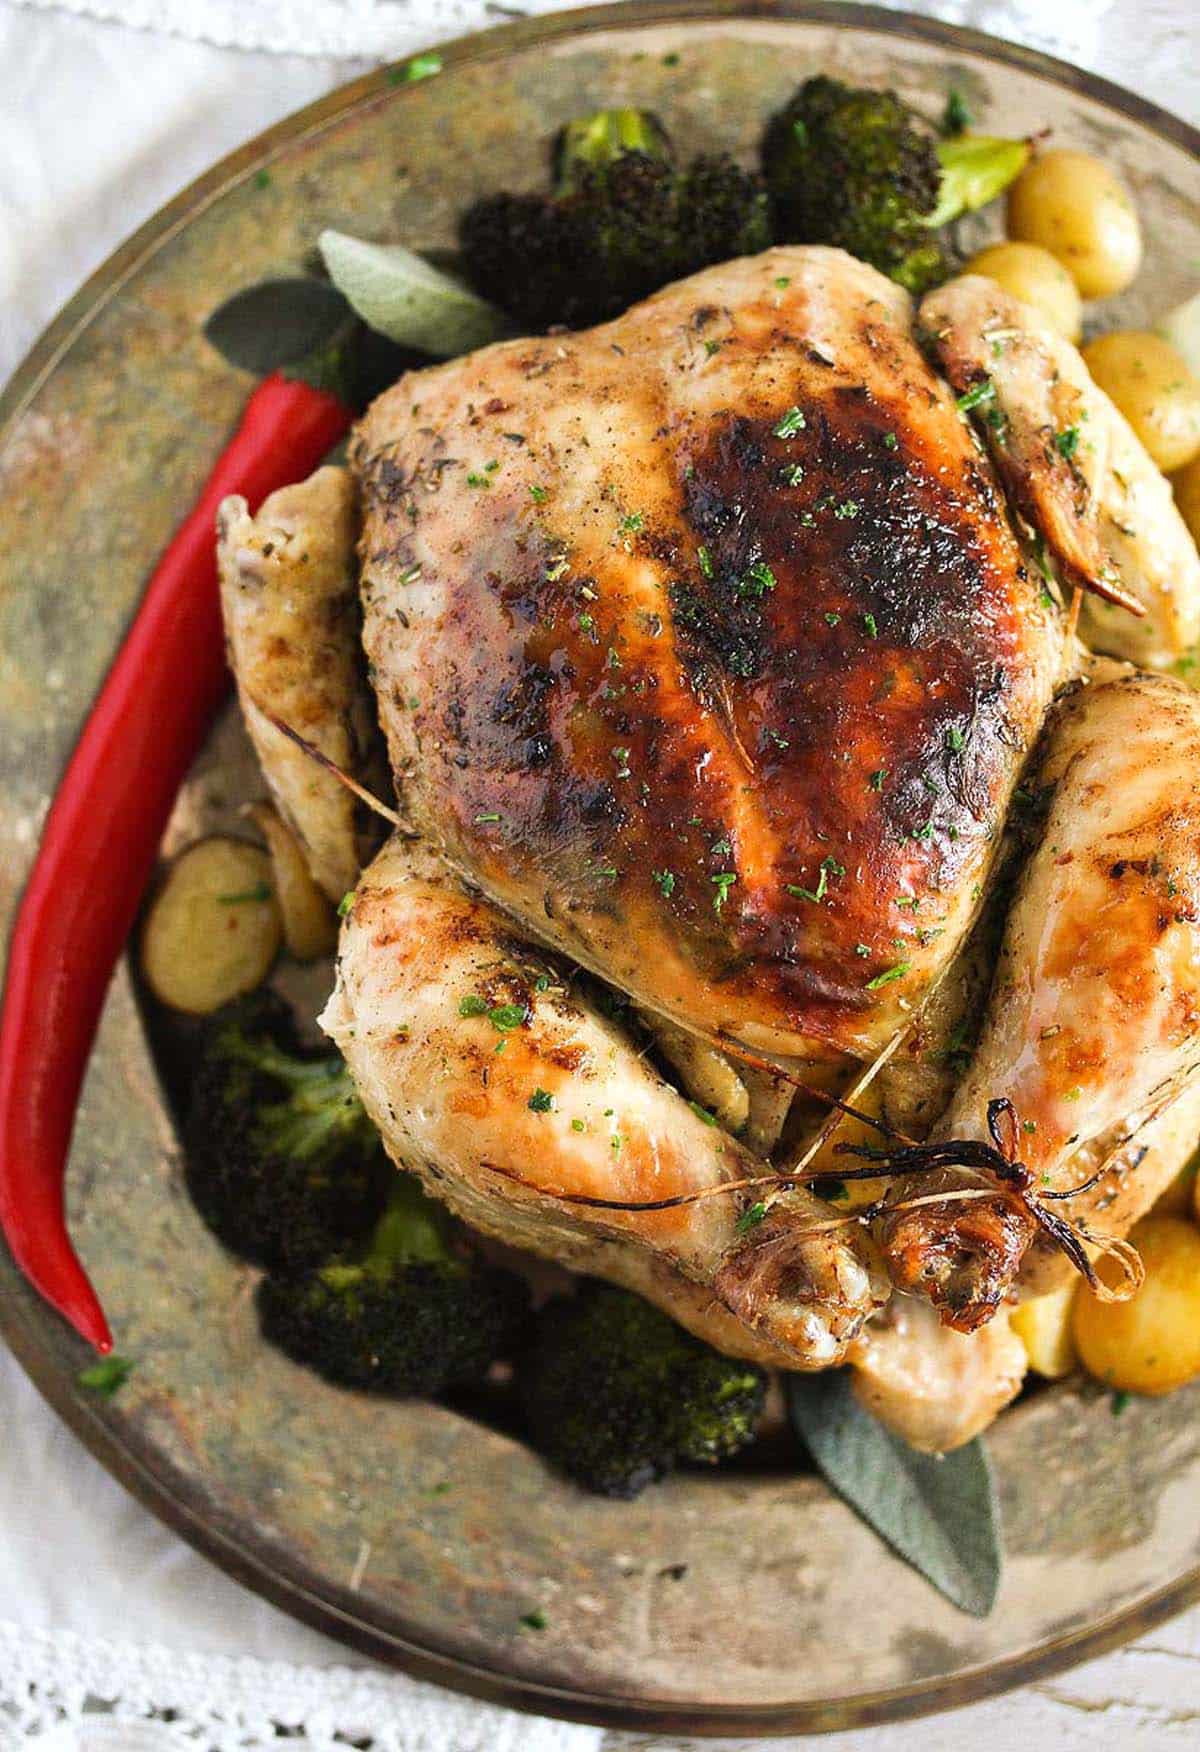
(459, 106, 770, 329)
(761, 76, 1028, 294)
(257, 1173, 529, 1393)
(518, 1281, 766, 1498)
(185, 990, 389, 1271)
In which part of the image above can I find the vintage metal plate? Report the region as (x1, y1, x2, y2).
(1, 2, 1198, 1734)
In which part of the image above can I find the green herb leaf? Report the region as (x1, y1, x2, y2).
(786, 1371, 1001, 1616)
(1055, 425, 1081, 459)
(867, 960, 910, 990)
(688, 1100, 718, 1126)
(337, 890, 356, 918)
(488, 1002, 528, 1032)
(204, 277, 352, 377)
(519, 1608, 548, 1631)
(392, 51, 443, 83)
(956, 376, 997, 413)
(78, 1356, 134, 1397)
(735, 1201, 767, 1234)
(941, 89, 971, 136)
(773, 406, 806, 438)
(319, 230, 509, 358)
(528, 1088, 555, 1113)
(459, 995, 489, 1017)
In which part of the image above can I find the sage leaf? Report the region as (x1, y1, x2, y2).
(203, 277, 352, 375)
(319, 230, 510, 358)
(786, 1370, 1001, 1616)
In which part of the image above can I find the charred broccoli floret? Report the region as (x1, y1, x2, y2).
(762, 76, 946, 292)
(257, 1174, 530, 1394)
(185, 990, 390, 1273)
(518, 1282, 766, 1498)
(459, 106, 770, 330)
(761, 76, 1030, 295)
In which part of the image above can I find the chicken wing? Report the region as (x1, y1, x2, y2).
(922, 276, 1200, 669)
(217, 467, 385, 901)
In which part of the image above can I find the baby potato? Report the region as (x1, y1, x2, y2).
(1173, 453, 1200, 547)
(141, 836, 281, 1014)
(963, 241, 1082, 342)
(1011, 1284, 1078, 1378)
(1082, 331, 1200, 473)
(1072, 1215, 1200, 1396)
(1006, 149, 1142, 299)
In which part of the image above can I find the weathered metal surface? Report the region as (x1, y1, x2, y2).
(0, 3, 1198, 1734)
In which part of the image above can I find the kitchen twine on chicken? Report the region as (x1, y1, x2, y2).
(0, 1624, 604, 1752)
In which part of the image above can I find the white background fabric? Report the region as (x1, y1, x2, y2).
(1, 0, 1198, 1747)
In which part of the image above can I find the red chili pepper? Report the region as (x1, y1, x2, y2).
(0, 372, 352, 1352)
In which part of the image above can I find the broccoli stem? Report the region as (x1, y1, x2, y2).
(555, 108, 673, 192)
(365, 1175, 457, 1268)
(927, 135, 1031, 229)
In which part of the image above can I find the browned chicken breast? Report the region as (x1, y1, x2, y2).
(352, 247, 1063, 1067)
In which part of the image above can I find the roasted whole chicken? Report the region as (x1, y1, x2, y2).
(218, 245, 1200, 1449)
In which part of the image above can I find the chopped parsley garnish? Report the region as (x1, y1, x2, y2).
(825, 611, 841, 627)
(945, 726, 967, 753)
(697, 544, 713, 578)
(689, 1100, 718, 1126)
(652, 869, 676, 897)
(488, 1003, 528, 1032)
(786, 855, 844, 905)
(1055, 426, 1081, 459)
(956, 377, 996, 413)
(578, 611, 595, 634)
(862, 612, 878, 638)
(571, 1118, 586, 1133)
(784, 462, 805, 486)
(528, 1088, 555, 1113)
(834, 499, 859, 520)
(912, 821, 935, 841)
(1110, 1389, 1131, 1417)
(711, 872, 737, 912)
(217, 882, 272, 905)
(735, 1201, 768, 1234)
(519, 1609, 548, 1631)
(620, 511, 644, 534)
(612, 746, 632, 778)
(529, 484, 548, 503)
(773, 406, 806, 438)
(942, 88, 970, 135)
(738, 560, 776, 598)
(774, 275, 792, 289)
(855, 942, 871, 957)
(253, 169, 271, 190)
(868, 768, 886, 791)
(866, 960, 911, 990)
(703, 338, 722, 357)
(337, 890, 356, 917)
(465, 471, 491, 488)
(78, 1356, 134, 1396)
(458, 995, 489, 1017)
(882, 431, 899, 450)
(475, 811, 501, 823)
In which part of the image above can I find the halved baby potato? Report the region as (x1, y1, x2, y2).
(1011, 1283, 1077, 1378)
(141, 835, 281, 1014)
(1082, 331, 1200, 474)
(1173, 453, 1200, 548)
(962, 241, 1082, 342)
(249, 802, 338, 961)
(1072, 1214, 1200, 1396)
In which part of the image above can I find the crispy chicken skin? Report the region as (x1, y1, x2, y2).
(922, 277, 1200, 668)
(323, 835, 888, 1368)
(217, 468, 385, 901)
(352, 247, 1061, 1066)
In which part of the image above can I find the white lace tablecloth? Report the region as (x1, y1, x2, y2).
(1, 0, 1198, 1747)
